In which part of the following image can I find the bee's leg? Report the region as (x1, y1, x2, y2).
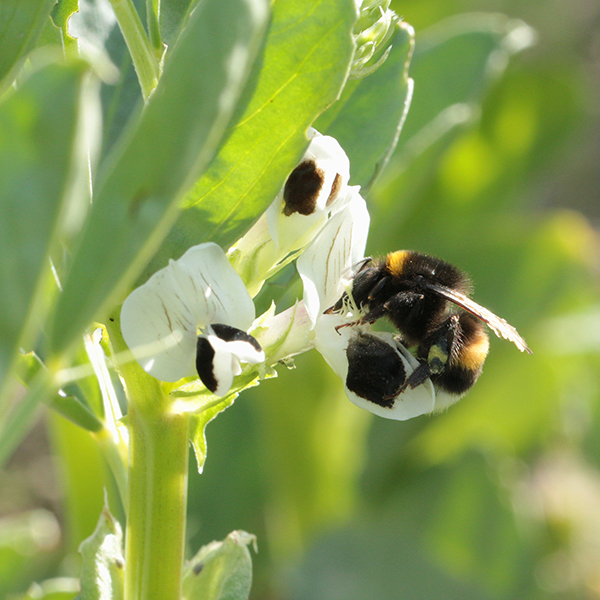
(389, 360, 431, 398)
(324, 293, 347, 315)
(406, 361, 432, 390)
(430, 313, 488, 396)
(357, 302, 389, 325)
(416, 316, 455, 374)
(366, 275, 389, 301)
(384, 291, 426, 311)
(351, 267, 384, 307)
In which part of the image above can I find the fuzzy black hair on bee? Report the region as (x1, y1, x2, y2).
(326, 250, 530, 404)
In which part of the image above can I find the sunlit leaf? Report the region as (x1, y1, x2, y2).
(151, 0, 358, 270)
(189, 396, 236, 473)
(315, 21, 415, 190)
(49, 0, 270, 358)
(0, 59, 100, 407)
(179, 369, 265, 473)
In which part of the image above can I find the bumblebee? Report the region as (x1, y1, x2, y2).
(326, 250, 531, 405)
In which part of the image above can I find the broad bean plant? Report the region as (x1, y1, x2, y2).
(0, 0, 533, 598)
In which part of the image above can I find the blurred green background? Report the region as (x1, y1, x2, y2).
(3, 0, 600, 598)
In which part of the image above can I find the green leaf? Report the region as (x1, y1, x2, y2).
(159, 0, 198, 46)
(0, 59, 100, 407)
(18, 351, 104, 432)
(392, 14, 536, 170)
(178, 368, 265, 473)
(315, 21, 415, 190)
(152, 0, 358, 268)
(18, 578, 79, 600)
(51, 391, 105, 432)
(49, 0, 270, 358)
(0, 0, 57, 92)
(78, 504, 124, 600)
(182, 531, 256, 600)
(189, 395, 236, 473)
(50, 0, 79, 51)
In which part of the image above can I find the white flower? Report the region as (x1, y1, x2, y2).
(297, 189, 436, 420)
(251, 301, 314, 365)
(120, 243, 264, 395)
(265, 128, 351, 249)
(229, 129, 351, 296)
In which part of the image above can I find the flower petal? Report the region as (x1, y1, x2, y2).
(196, 336, 237, 397)
(175, 243, 256, 330)
(252, 301, 314, 363)
(121, 242, 256, 382)
(196, 324, 265, 397)
(297, 187, 369, 326)
(229, 131, 353, 297)
(314, 317, 436, 420)
(207, 324, 265, 364)
(266, 131, 351, 250)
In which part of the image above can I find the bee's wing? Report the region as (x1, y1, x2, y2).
(427, 283, 532, 354)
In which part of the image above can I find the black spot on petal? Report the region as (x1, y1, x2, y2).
(346, 333, 407, 408)
(196, 337, 218, 393)
(325, 173, 343, 207)
(211, 323, 262, 353)
(282, 160, 324, 216)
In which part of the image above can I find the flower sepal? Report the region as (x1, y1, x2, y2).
(169, 362, 273, 416)
(251, 301, 314, 366)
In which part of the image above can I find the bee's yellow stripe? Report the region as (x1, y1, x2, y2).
(386, 250, 410, 277)
(459, 330, 489, 370)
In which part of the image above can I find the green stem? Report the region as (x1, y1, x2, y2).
(95, 428, 129, 507)
(125, 400, 189, 600)
(146, 0, 163, 56)
(108, 0, 160, 100)
(107, 317, 189, 600)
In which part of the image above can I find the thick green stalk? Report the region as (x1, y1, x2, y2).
(107, 317, 189, 600)
(125, 400, 189, 600)
(108, 0, 160, 99)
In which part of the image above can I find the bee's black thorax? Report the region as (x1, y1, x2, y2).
(350, 251, 471, 346)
